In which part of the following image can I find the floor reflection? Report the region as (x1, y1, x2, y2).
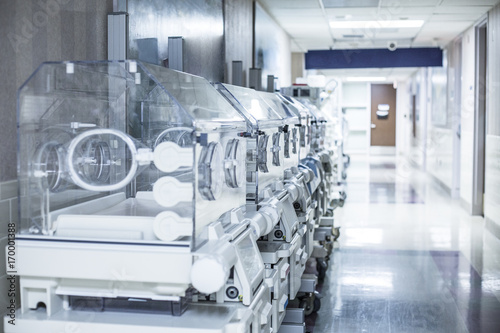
(369, 182, 424, 204)
(308, 154, 500, 332)
(346, 182, 424, 204)
(369, 162, 396, 170)
(311, 249, 500, 332)
(430, 251, 500, 333)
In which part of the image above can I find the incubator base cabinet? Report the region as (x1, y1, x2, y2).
(6, 61, 344, 333)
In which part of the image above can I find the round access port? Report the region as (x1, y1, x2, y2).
(226, 286, 239, 299)
(274, 229, 284, 239)
(293, 202, 301, 209)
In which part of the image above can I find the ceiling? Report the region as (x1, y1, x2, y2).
(258, 0, 500, 81)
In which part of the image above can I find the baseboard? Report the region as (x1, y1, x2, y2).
(485, 217, 500, 241)
(428, 173, 452, 196)
(369, 146, 396, 155)
(460, 197, 472, 215)
(405, 156, 424, 171)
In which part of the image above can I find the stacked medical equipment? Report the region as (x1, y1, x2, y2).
(215, 84, 319, 330)
(6, 61, 343, 333)
(281, 85, 348, 209)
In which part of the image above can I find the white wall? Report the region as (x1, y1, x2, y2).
(485, 3, 500, 234)
(400, 46, 460, 194)
(426, 56, 454, 190)
(387, 5, 500, 239)
(427, 126, 454, 188)
(341, 82, 370, 153)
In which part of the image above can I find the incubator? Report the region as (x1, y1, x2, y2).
(279, 87, 345, 283)
(215, 84, 322, 331)
(281, 86, 347, 205)
(8, 61, 344, 333)
(215, 83, 295, 203)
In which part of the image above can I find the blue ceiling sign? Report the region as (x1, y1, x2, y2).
(305, 47, 443, 69)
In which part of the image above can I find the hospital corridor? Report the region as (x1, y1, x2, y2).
(309, 154, 500, 332)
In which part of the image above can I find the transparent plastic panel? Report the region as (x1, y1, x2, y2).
(139, 65, 247, 249)
(19, 61, 250, 249)
(19, 62, 138, 237)
(276, 94, 312, 161)
(306, 98, 339, 151)
(18, 61, 246, 249)
(277, 94, 314, 124)
(194, 131, 246, 248)
(280, 86, 340, 153)
(142, 64, 246, 133)
(293, 98, 328, 151)
(212, 82, 257, 132)
(217, 84, 284, 130)
(212, 86, 298, 201)
(256, 91, 299, 126)
(296, 98, 322, 121)
(253, 129, 284, 203)
(235, 233, 264, 286)
(212, 85, 297, 202)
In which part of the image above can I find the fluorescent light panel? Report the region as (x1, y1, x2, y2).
(330, 20, 424, 29)
(346, 77, 387, 82)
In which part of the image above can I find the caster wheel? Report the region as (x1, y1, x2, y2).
(300, 298, 315, 316)
(313, 297, 321, 312)
(332, 227, 340, 241)
(340, 191, 347, 201)
(316, 258, 328, 280)
(324, 241, 334, 257)
(343, 154, 350, 168)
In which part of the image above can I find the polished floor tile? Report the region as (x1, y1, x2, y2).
(309, 154, 500, 333)
(313, 249, 469, 333)
(348, 182, 424, 204)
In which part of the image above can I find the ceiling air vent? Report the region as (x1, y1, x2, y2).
(342, 34, 365, 38)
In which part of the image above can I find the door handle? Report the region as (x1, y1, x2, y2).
(371, 123, 376, 129)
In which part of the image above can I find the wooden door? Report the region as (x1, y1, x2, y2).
(370, 84, 397, 146)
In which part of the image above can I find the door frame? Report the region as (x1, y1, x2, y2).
(451, 38, 462, 199)
(472, 19, 487, 215)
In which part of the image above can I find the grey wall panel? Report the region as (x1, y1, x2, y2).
(488, 3, 500, 137)
(484, 3, 500, 234)
(224, 0, 253, 86)
(254, 2, 291, 91)
(0, 0, 250, 182)
(0, 0, 113, 181)
(127, 0, 224, 82)
(0, 1, 18, 183)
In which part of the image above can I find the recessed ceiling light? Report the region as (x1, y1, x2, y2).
(330, 20, 424, 29)
(335, 14, 353, 20)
